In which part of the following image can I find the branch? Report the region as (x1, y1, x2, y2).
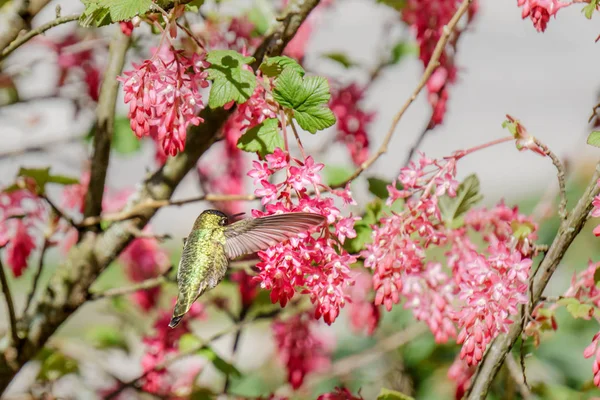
(533, 138, 568, 220)
(0, 14, 80, 61)
(505, 354, 532, 400)
(401, 117, 433, 168)
(0, 254, 19, 345)
(0, 0, 52, 54)
(22, 237, 49, 318)
(0, 1, 321, 394)
(331, 0, 474, 189)
(466, 162, 600, 399)
(83, 29, 131, 221)
(89, 266, 174, 301)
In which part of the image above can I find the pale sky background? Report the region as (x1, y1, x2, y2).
(1, 0, 600, 397)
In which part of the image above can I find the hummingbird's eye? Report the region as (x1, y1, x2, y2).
(219, 218, 227, 226)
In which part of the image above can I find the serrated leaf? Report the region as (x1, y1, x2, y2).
(206, 50, 257, 108)
(390, 41, 418, 64)
(557, 298, 594, 320)
(197, 346, 241, 378)
(439, 174, 483, 226)
(259, 56, 305, 78)
(273, 69, 336, 134)
(87, 326, 129, 353)
(377, 388, 415, 400)
(79, 0, 113, 27)
(587, 131, 600, 148)
(237, 118, 283, 157)
(36, 348, 79, 382)
(113, 116, 141, 154)
(105, 0, 153, 21)
(322, 52, 356, 69)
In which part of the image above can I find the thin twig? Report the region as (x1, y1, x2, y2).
(287, 114, 307, 160)
(0, 254, 19, 345)
(331, 0, 474, 188)
(125, 226, 172, 241)
(176, 21, 205, 50)
(89, 266, 174, 301)
(0, 14, 80, 60)
(533, 138, 568, 220)
(505, 354, 532, 400)
(588, 102, 600, 124)
(401, 118, 433, 168)
(39, 193, 77, 228)
(22, 237, 49, 318)
(0, 0, 52, 55)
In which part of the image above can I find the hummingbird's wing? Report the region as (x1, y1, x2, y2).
(223, 212, 326, 259)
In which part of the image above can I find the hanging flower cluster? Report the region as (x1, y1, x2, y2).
(516, 0, 572, 32)
(249, 149, 357, 324)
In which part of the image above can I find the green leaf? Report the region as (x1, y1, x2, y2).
(511, 220, 536, 240)
(390, 41, 418, 64)
(367, 177, 401, 199)
(113, 116, 141, 154)
(237, 118, 284, 157)
(376, 0, 407, 11)
(273, 69, 336, 134)
(323, 165, 353, 187)
(259, 56, 305, 78)
(594, 267, 600, 286)
(557, 298, 594, 320)
(582, 0, 599, 19)
(36, 348, 79, 382)
(79, 0, 113, 27)
(79, 0, 153, 26)
(587, 131, 600, 148)
(247, 0, 274, 36)
(377, 388, 415, 400)
(11, 167, 79, 195)
(439, 174, 483, 226)
(206, 50, 257, 108)
(87, 326, 129, 353)
(364, 199, 384, 225)
(179, 333, 203, 352)
(185, 0, 205, 13)
(343, 223, 372, 254)
(197, 346, 242, 378)
(322, 52, 357, 69)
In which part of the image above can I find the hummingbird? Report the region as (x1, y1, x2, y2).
(169, 209, 326, 328)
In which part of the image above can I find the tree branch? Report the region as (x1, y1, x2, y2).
(0, 14, 80, 61)
(83, 29, 131, 221)
(332, 0, 474, 188)
(466, 162, 600, 399)
(22, 237, 49, 318)
(533, 137, 568, 220)
(0, 1, 321, 393)
(89, 266, 174, 301)
(0, 0, 51, 55)
(0, 254, 19, 346)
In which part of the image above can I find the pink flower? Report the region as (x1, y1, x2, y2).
(585, 332, 600, 387)
(5, 220, 36, 277)
(272, 313, 332, 390)
(517, 0, 571, 32)
(448, 356, 475, 399)
(118, 45, 210, 157)
(287, 156, 324, 191)
(317, 387, 364, 400)
(329, 83, 374, 166)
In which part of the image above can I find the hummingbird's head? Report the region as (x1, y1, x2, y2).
(193, 209, 229, 229)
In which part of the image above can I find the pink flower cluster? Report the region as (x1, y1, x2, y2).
(517, 0, 572, 32)
(402, 0, 478, 127)
(248, 149, 357, 324)
(118, 45, 210, 158)
(346, 269, 380, 335)
(448, 356, 475, 400)
(0, 187, 47, 276)
(362, 153, 536, 367)
(272, 312, 332, 389)
(141, 303, 205, 395)
(329, 83, 375, 166)
(317, 387, 364, 400)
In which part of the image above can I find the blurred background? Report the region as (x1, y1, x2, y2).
(1, 0, 600, 398)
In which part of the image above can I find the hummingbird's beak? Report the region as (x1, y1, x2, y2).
(230, 212, 246, 220)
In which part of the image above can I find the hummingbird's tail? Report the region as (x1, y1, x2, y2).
(169, 315, 183, 328)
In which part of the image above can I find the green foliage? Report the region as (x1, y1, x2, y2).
(206, 50, 257, 108)
(439, 174, 483, 227)
(322, 52, 357, 69)
(376, 0, 407, 10)
(79, 0, 153, 27)
(178, 334, 241, 378)
(273, 68, 336, 134)
(36, 348, 79, 382)
(390, 41, 418, 64)
(113, 116, 141, 154)
(259, 56, 305, 78)
(185, 0, 205, 13)
(377, 388, 415, 400)
(237, 118, 284, 156)
(587, 131, 600, 148)
(343, 199, 386, 254)
(247, 0, 274, 35)
(323, 165, 353, 187)
(3, 167, 78, 194)
(367, 177, 401, 199)
(557, 298, 594, 320)
(86, 325, 129, 353)
(582, 0, 599, 19)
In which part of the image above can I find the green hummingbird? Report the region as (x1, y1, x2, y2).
(169, 209, 326, 328)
